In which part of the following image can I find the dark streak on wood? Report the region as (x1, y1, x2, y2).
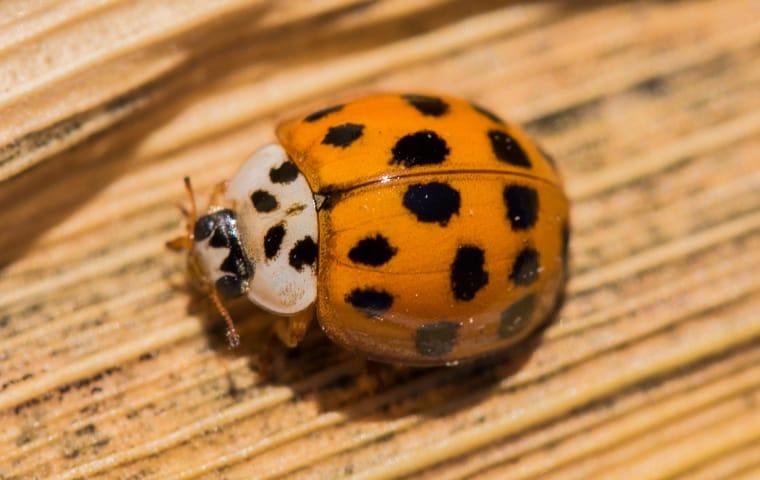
(526, 98, 602, 134)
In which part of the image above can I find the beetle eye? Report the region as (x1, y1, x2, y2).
(193, 215, 215, 241)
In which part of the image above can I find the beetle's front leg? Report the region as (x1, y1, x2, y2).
(274, 306, 315, 348)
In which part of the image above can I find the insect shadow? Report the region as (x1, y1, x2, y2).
(190, 282, 566, 423)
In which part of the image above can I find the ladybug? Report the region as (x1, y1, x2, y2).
(168, 93, 569, 366)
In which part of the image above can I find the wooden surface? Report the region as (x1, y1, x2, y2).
(1, 1, 759, 478)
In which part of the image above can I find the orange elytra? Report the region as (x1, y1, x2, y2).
(169, 93, 569, 366)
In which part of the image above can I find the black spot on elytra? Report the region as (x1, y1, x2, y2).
(390, 130, 450, 167)
(193, 215, 215, 241)
(322, 123, 364, 148)
(415, 321, 459, 357)
(264, 224, 285, 259)
(499, 294, 536, 338)
(403, 94, 449, 117)
(304, 104, 343, 122)
(269, 161, 299, 184)
(488, 130, 531, 168)
(451, 246, 489, 301)
(503, 185, 539, 231)
(348, 234, 397, 266)
(345, 288, 394, 316)
(510, 247, 540, 286)
(251, 190, 278, 212)
(403, 182, 460, 225)
(289, 236, 318, 270)
(472, 103, 504, 124)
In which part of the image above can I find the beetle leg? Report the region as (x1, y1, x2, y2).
(274, 306, 315, 347)
(256, 329, 278, 379)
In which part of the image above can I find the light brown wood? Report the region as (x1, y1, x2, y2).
(1, 1, 758, 478)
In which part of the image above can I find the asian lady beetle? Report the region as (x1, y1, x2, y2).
(168, 93, 569, 366)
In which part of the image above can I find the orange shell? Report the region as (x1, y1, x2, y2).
(277, 94, 562, 191)
(277, 93, 569, 365)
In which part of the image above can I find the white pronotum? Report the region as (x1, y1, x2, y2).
(225, 143, 318, 315)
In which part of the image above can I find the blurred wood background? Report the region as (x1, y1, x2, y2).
(1, 0, 759, 478)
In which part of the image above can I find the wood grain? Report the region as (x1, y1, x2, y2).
(1, 1, 758, 478)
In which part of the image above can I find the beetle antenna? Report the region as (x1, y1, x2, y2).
(210, 289, 240, 348)
(166, 177, 199, 251)
(184, 176, 197, 238)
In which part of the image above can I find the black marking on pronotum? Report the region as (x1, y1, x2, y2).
(264, 224, 286, 260)
(390, 130, 450, 167)
(269, 161, 300, 184)
(503, 185, 539, 231)
(322, 123, 364, 148)
(488, 130, 531, 168)
(285, 204, 307, 215)
(403, 94, 449, 117)
(304, 104, 343, 122)
(415, 321, 459, 357)
(251, 190, 278, 212)
(345, 288, 393, 316)
(499, 294, 536, 338)
(348, 234, 397, 266)
(289, 236, 318, 270)
(471, 103, 504, 124)
(402, 182, 460, 225)
(510, 247, 540, 286)
(450, 245, 489, 301)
